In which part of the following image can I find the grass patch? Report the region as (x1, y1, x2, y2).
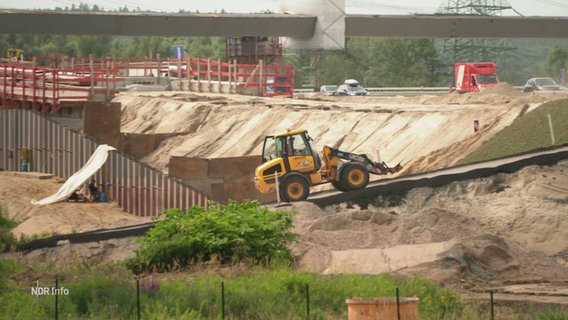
(1, 264, 566, 319)
(458, 98, 568, 165)
(0, 206, 17, 251)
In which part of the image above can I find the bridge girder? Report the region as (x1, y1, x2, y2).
(0, 11, 567, 39)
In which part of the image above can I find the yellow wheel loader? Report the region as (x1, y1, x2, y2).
(254, 129, 402, 202)
(7, 48, 24, 61)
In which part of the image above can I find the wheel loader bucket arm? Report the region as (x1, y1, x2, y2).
(325, 145, 402, 176)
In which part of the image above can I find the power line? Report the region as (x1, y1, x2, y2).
(532, 0, 568, 10)
(348, 0, 437, 14)
(438, 0, 522, 69)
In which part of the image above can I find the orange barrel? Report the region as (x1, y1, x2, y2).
(346, 297, 419, 320)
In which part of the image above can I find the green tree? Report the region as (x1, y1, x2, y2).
(319, 51, 354, 86)
(366, 38, 443, 87)
(315, 38, 444, 88)
(72, 35, 113, 57)
(122, 36, 167, 58)
(545, 44, 568, 80)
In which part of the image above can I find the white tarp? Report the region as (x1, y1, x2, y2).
(31, 144, 116, 206)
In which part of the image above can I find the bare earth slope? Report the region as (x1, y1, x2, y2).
(115, 84, 561, 175)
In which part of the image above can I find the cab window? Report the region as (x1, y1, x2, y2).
(284, 133, 309, 156)
(262, 136, 276, 162)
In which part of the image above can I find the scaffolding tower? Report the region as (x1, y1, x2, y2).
(226, 37, 283, 65)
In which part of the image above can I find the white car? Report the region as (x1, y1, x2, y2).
(320, 85, 338, 95)
(334, 79, 369, 96)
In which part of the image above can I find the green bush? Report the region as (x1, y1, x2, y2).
(126, 200, 298, 273)
(0, 206, 17, 251)
(0, 291, 48, 320)
(0, 259, 22, 292)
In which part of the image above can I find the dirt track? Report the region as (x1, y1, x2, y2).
(2, 85, 568, 303)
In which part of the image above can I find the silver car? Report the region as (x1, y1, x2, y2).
(523, 77, 561, 93)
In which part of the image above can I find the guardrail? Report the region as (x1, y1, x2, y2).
(296, 86, 526, 96)
(294, 87, 450, 94)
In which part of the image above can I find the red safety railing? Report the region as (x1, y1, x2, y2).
(1, 56, 296, 112)
(231, 63, 295, 97)
(0, 62, 115, 113)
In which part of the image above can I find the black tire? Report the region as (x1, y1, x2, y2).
(331, 180, 347, 192)
(280, 175, 310, 202)
(340, 162, 369, 191)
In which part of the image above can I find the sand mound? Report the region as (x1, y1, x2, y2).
(0, 174, 151, 238)
(290, 161, 568, 284)
(482, 82, 524, 96)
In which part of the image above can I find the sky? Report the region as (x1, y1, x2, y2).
(1, 0, 568, 16)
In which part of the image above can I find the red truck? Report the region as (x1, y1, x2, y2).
(453, 62, 499, 93)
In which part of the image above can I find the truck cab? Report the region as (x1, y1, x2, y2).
(454, 62, 499, 93)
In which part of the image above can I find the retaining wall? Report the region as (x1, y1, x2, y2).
(169, 155, 275, 203)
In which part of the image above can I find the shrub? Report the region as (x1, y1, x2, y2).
(0, 206, 17, 251)
(67, 265, 135, 317)
(126, 200, 298, 273)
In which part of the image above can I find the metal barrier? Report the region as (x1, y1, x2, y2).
(0, 56, 296, 105)
(0, 109, 208, 216)
(0, 63, 113, 113)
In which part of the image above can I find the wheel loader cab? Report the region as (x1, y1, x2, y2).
(261, 129, 321, 171)
(255, 129, 322, 196)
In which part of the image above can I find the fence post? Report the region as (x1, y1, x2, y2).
(396, 287, 400, 320)
(306, 283, 310, 320)
(275, 172, 281, 204)
(136, 278, 141, 320)
(547, 113, 555, 145)
(490, 290, 494, 320)
(89, 55, 94, 100)
(54, 276, 58, 320)
(221, 281, 226, 320)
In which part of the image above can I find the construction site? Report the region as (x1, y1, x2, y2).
(1, 0, 568, 317)
(1, 61, 568, 304)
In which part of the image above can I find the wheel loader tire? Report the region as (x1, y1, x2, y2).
(331, 180, 347, 192)
(340, 163, 369, 191)
(280, 175, 310, 202)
